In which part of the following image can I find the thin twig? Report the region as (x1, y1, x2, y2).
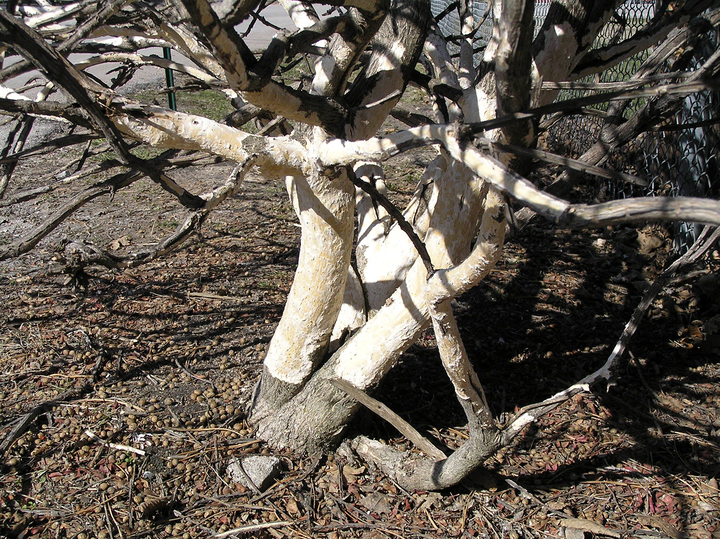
(102, 493, 115, 539)
(174, 357, 214, 386)
(212, 520, 294, 538)
(349, 170, 434, 275)
(84, 429, 146, 456)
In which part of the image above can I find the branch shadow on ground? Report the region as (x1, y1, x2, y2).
(361, 219, 720, 492)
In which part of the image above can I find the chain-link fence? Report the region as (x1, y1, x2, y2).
(430, 1, 720, 251)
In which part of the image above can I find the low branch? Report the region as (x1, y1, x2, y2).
(0, 133, 100, 160)
(320, 124, 720, 229)
(0, 98, 92, 127)
(353, 422, 502, 491)
(330, 378, 446, 460)
(540, 70, 691, 91)
(74, 53, 223, 85)
(0, 149, 214, 208)
(563, 198, 720, 228)
(0, 155, 116, 208)
(58, 158, 254, 271)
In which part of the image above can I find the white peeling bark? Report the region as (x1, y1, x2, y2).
(113, 107, 309, 177)
(154, 19, 227, 81)
(278, 0, 319, 29)
(329, 264, 366, 352)
(424, 27, 462, 123)
(250, 167, 356, 420)
(248, 1, 401, 421)
(334, 258, 430, 387)
(255, 155, 492, 451)
(427, 187, 505, 425)
(253, 255, 431, 453)
(354, 159, 432, 312)
(533, 0, 621, 104)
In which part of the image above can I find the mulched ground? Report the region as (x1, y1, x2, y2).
(1, 105, 720, 538)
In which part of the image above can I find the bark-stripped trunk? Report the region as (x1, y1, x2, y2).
(248, 170, 356, 421)
(253, 0, 630, 460)
(248, 0, 431, 428)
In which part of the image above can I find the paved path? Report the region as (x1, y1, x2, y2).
(239, 5, 295, 51)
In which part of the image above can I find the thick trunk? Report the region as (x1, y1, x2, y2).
(254, 0, 489, 454)
(255, 158, 489, 452)
(251, 0, 637, 470)
(250, 0, 430, 425)
(249, 170, 355, 421)
(255, 256, 429, 452)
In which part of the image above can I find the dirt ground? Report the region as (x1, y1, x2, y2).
(1, 87, 720, 538)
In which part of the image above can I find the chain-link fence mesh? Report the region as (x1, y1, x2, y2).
(430, 1, 720, 252)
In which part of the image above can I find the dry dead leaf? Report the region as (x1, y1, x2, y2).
(561, 517, 621, 538)
(417, 491, 443, 512)
(636, 514, 682, 539)
(342, 464, 365, 483)
(285, 498, 299, 515)
(109, 235, 131, 250)
(359, 492, 393, 515)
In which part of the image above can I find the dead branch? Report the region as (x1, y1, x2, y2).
(55, 157, 253, 272)
(0, 169, 142, 261)
(330, 378, 446, 460)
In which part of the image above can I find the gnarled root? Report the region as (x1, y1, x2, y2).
(352, 426, 502, 491)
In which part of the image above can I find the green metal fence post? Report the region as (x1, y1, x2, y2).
(163, 47, 177, 111)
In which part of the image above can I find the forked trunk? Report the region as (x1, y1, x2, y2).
(248, 0, 431, 430)
(252, 0, 628, 470)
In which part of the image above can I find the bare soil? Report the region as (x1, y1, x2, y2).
(1, 89, 720, 538)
